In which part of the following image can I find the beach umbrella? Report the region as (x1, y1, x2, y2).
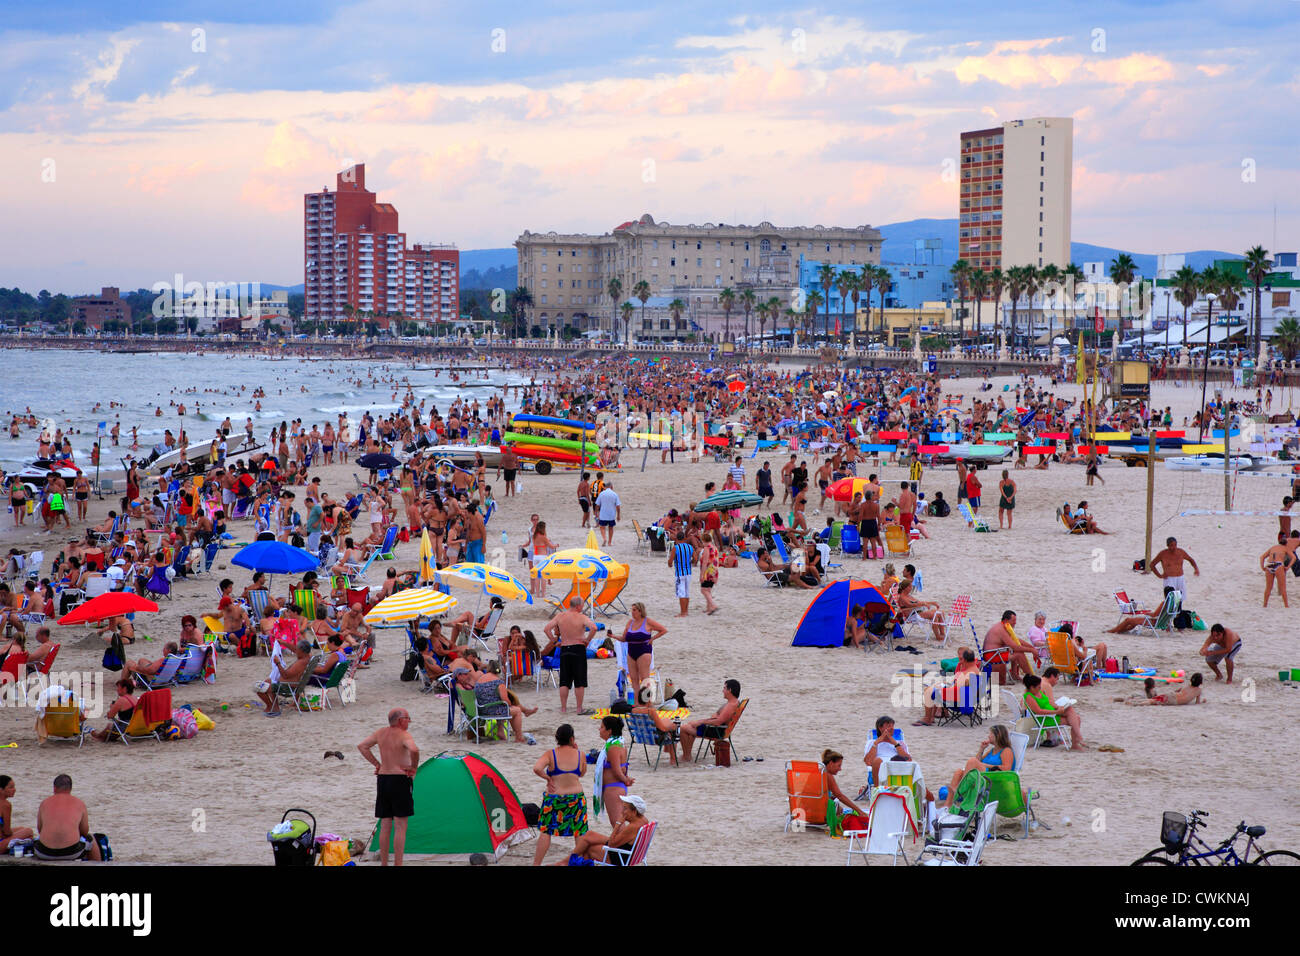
(418, 528, 435, 585)
(774, 418, 797, 429)
(534, 548, 616, 582)
(358, 453, 401, 471)
(797, 420, 831, 433)
(231, 540, 320, 575)
(826, 476, 872, 502)
(57, 592, 159, 625)
(696, 490, 763, 511)
(436, 562, 533, 605)
(585, 528, 599, 550)
(727, 380, 747, 393)
(364, 587, 458, 625)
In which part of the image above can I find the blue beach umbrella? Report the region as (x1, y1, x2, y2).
(231, 540, 319, 576)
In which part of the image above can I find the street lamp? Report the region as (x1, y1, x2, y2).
(1199, 293, 1217, 443)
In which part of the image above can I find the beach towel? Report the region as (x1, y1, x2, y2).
(142, 688, 173, 725)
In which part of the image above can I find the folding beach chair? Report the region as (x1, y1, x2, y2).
(245, 589, 272, 627)
(592, 567, 630, 617)
(751, 553, 786, 588)
(40, 697, 89, 747)
(958, 501, 992, 532)
(1113, 589, 1138, 627)
(596, 821, 658, 866)
(343, 548, 380, 584)
(784, 759, 829, 832)
(293, 588, 322, 621)
(310, 659, 350, 710)
(845, 790, 917, 866)
(917, 801, 998, 866)
(107, 688, 172, 744)
(839, 524, 862, 555)
(937, 672, 991, 728)
(884, 524, 912, 557)
(137, 651, 187, 690)
(630, 519, 649, 554)
(1046, 629, 1094, 685)
(455, 685, 504, 744)
(625, 712, 677, 770)
(272, 655, 323, 714)
(693, 698, 748, 763)
(377, 526, 399, 561)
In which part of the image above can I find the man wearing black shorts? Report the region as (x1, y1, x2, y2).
(499, 444, 518, 498)
(358, 708, 418, 867)
(577, 472, 592, 528)
(542, 595, 598, 714)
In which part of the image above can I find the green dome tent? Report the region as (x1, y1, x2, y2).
(368, 750, 532, 859)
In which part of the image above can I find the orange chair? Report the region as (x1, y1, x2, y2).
(784, 759, 829, 833)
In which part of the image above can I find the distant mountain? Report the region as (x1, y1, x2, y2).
(459, 248, 517, 273)
(877, 218, 1240, 275)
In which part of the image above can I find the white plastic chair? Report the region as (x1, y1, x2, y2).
(918, 801, 998, 866)
(845, 790, 916, 866)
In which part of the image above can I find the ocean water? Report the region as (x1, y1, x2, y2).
(0, 348, 527, 472)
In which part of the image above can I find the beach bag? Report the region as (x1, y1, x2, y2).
(1173, 610, 1193, 630)
(400, 651, 419, 682)
(192, 707, 215, 731)
(102, 633, 125, 672)
(1190, 613, 1208, 631)
(521, 802, 541, 827)
(318, 840, 351, 867)
(236, 627, 259, 659)
(170, 708, 198, 739)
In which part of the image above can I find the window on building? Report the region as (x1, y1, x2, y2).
(696, 258, 702, 267)
(541, 295, 547, 304)
(714, 258, 721, 267)
(541, 264, 547, 273)
(651, 257, 658, 267)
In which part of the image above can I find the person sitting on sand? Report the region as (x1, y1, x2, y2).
(1200, 624, 1242, 683)
(894, 579, 945, 643)
(821, 749, 867, 822)
(562, 793, 651, 866)
(93, 614, 135, 646)
(940, 724, 1015, 806)
(1126, 672, 1205, 705)
(913, 649, 980, 726)
(1023, 672, 1086, 750)
(0, 774, 35, 855)
(1072, 500, 1109, 534)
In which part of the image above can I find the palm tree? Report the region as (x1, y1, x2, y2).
(1273, 316, 1300, 361)
(739, 287, 757, 344)
(1244, 245, 1272, 355)
(1038, 263, 1061, 353)
(1172, 264, 1200, 350)
(857, 264, 877, 346)
(1005, 265, 1032, 353)
(803, 290, 824, 348)
(873, 266, 890, 346)
(784, 307, 799, 349)
(836, 270, 855, 346)
(632, 280, 651, 340)
(1062, 262, 1084, 347)
(949, 259, 972, 347)
(968, 268, 989, 346)
(988, 267, 1005, 349)
(607, 277, 623, 344)
(719, 287, 735, 343)
(1108, 253, 1137, 349)
(619, 301, 635, 344)
(845, 272, 863, 349)
(668, 298, 686, 340)
(763, 296, 782, 350)
(508, 286, 533, 338)
(817, 264, 836, 340)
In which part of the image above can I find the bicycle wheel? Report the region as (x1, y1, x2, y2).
(1251, 850, 1300, 866)
(1133, 852, 1176, 866)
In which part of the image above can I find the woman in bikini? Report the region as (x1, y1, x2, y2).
(596, 715, 635, 826)
(531, 724, 589, 866)
(1260, 542, 1291, 608)
(610, 602, 667, 696)
(530, 521, 555, 599)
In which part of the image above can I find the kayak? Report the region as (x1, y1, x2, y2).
(502, 432, 595, 454)
(511, 414, 597, 437)
(510, 444, 600, 466)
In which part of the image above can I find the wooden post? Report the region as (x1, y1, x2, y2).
(1223, 420, 1231, 511)
(1144, 428, 1156, 572)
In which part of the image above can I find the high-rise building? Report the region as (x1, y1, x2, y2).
(515, 214, 882, 340)
(959, 116, 1072, 273)
(304, 164, 458, 328)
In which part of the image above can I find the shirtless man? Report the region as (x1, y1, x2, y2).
(678, 679, 741, 761)
(1150, 537, 1199, 604)
(35, 774, 101, 861)
(815, 460, 834, 509)
(219, 598, 252, 651)
(358, 708, 419, 866)
(337, 602, 372, 650)
(858, 491, 882, 559)
(541, 596, 598, 714)
(1200, 624, 1242, 683)
(896, 482, 917, 538)
(983, 610, 1036, 681)
(780, 455, 797, 504)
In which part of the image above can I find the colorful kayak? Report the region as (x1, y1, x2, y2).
(502, 432, 595, 454)
(510, 414, 596, 437)
(511, 444, 600, 466)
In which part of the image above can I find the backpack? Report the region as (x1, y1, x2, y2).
(170, 708, 198, 739)
(400, 650, 420, 682)
(1173, 610, 1193, 630)
(236, 627, 259, 659)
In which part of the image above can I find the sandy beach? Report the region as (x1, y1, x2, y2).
(3, 371, 1299, 866)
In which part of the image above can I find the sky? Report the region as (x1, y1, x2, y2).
(2, 0, 1298, 292)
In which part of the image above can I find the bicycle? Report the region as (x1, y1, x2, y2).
(1132, 809, 1300, 866)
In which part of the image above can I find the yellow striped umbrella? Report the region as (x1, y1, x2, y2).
(363, 587, 458, 625)
(418, 527, 435, 585)
(534, 547, 617, 582)
(436, 562, 533, 604)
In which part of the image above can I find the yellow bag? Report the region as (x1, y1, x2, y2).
(319, 840, 351, 866)
(192, 708, 215, 731)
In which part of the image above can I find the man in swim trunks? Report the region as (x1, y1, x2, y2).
(35, 774, 101, 861)
(541, 596, 598, 714)
(577, 472, 591, 528)
(1150, 536, 1199, 603)
(1200, 624, 1241, 683)
(499, 444, 518, 497)
(983, 610, 1036, 681)
(358, 708, 418, 866)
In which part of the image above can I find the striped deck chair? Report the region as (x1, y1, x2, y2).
(630, 519, 649, 553)
(693, 697, 749, 763)
(245, 589, 272, 627)
(958, 501, 992, 532)
(626, 712, 676, 770)
(596, 821, 658, 866)
(377, 526, 399, 561)
(293, 589, 321, 621)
